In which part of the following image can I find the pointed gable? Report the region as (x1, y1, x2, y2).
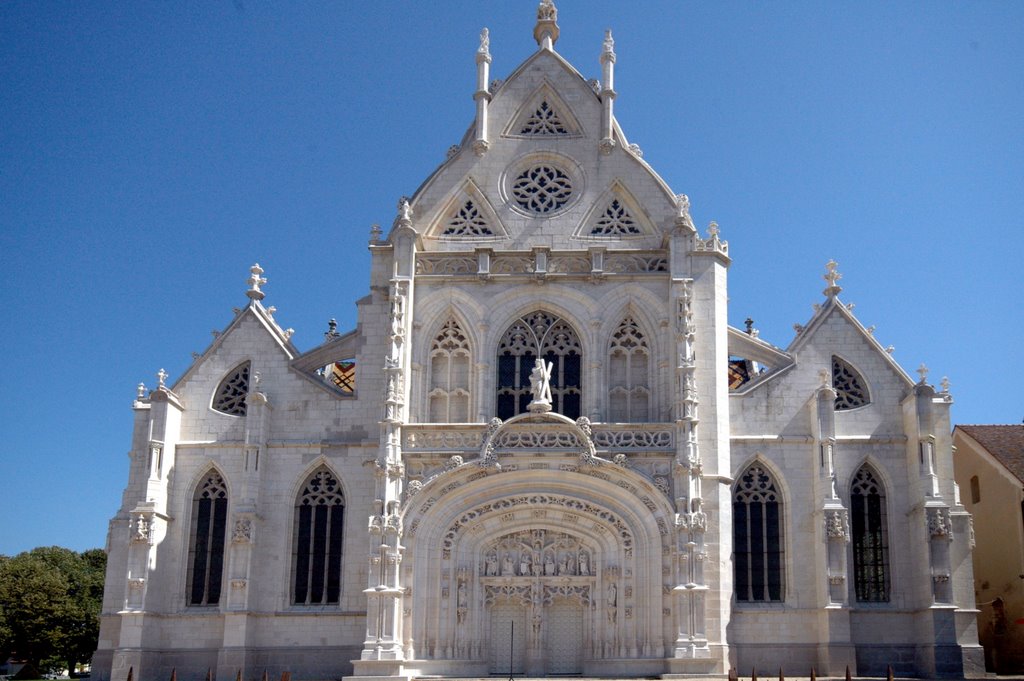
(505, 82, 584, 138)
(425, 179, 506, 240)
(575, 181, 657, 239)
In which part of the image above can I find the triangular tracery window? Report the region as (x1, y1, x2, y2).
(519, 100, 570, 135)
(608, 317, 650, 422)
(496, 311, 582, 419)
(213, 362, 250, 416)
(832, 356, 869, 410)
(591, 199, 640, 235)
(429, 318, 471, 422)
(443, 199, 493, 236)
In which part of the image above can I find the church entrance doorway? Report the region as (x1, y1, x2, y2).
(544, 598, 584, 674)
(488, 602, 527, 675)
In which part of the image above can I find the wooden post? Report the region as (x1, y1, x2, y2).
(887, 664, 894, 681)
(280, 673, 292, 681)
(845, 665, 852, 681)
(810, 668, 816, 681)
(169, 667, 177, 681)
(751, 667, 758, 681)
(779, 667, 784, 681)
(126, 667, 133, 681)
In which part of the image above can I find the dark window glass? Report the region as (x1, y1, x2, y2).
(293, 469, 345, 605)
(187, 472, 228, 606)
(851, 466, 889, 602)
(733, 464, 784, 602)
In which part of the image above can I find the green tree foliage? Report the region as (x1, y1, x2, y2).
(0, 547, 106, 674)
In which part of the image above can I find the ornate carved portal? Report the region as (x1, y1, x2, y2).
(480, 530, 597, 676)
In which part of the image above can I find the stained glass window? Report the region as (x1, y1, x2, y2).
(293, 468, 345, 605)
(187, 471, 228, 606)
(734, 464, 784, 602)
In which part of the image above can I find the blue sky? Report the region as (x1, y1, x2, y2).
(1, 1, 1021, 556)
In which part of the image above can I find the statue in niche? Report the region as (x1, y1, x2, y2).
(532, 551, 542, 576)
(503, 552, 515, 576)
(606, 582, 617, 623)
(485, 551, 498, 576)
(457, 582, 467, 607)
(544, 553, 556, 576)
(527, 358, 553, 412)
(578, 551, 590, 576)
(520, 552, 531, 576)
(559, 552, 569, 575)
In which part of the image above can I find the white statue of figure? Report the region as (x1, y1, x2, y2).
(544, 554, 556, 576)
(457, 582, 467, 607)
(578, 551, 590, 576)
(485, 551, 498, 576)
(527, 358, 553, 412)
(503, 552, 515, 576)
(520, 552, 531, 576)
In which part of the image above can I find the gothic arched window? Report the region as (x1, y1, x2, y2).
(429, 318, 471, 422)
(733, 464, 784, 602)
(293, 468, 345, 605)
(213, 362, 250, 416)
(608, 317, 650, 422)
(832, 356, 869, 410)
(496, 312, 582, 419)
(851, 465, 890, 602)
(187, 471, 228, 606)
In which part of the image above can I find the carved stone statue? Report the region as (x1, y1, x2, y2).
(520, 552, 531, 576)
(578, 550, 590, 576)
(485, 551, 498, 576)
(503, 552, 515, 576)
(527, 358, 553, 412)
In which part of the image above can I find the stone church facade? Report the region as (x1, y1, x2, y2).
(94, 4, 982, 680)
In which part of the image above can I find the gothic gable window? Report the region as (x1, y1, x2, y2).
(590, 199, 640, 235)
(733, 464, 784, 602)
(187, 471, 228, 606)
(213, 361, 250, 416)
(519, 100, 570, 135)
(496, 312, 582, 419)
(608, 317, 650, 422)
(832, 355, 869, 410)
(850, 465, 890, 602)
(293, 468, 345, 605)
(429, 318, 471, 422)
(443, 200, 494, 236)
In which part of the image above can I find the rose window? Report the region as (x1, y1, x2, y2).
(510, 165, 573, 214)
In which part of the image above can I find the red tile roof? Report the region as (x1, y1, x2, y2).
(957, 425, 1024, 483)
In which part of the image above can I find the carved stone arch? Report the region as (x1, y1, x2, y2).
(843, 455, 894, 502)
(481, 288, 595, 355)
(288, 455, 350, 508)
(476, 411, 598, 468)
(423, 178, 508, 241)
(845, 458, 893, 603)
(732, 454, 792, 508)
(831, 354, 871, 410)
(503, 80, 585, 138)
(401, 468, 671, 666)
(182, 460, 233, 505)
(289, 459, 347, 606)
(573, 180, 657, 239)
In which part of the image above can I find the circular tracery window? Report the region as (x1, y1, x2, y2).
(510, 165, 573, 214)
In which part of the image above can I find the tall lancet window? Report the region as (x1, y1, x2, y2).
(496, 312, 582, 419)
(733, 464, 784, 602)
(608, 317, 650, 422)
(429, 318, 471, 422)
(851, 465, 890, 602)
(187, 471, 228, 606)
(293, 468, 345, 605)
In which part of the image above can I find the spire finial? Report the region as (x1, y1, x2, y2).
(157, 368, 167, 388)
(246, 263, 267, 301)
(534, 0, 559, 49)
(478, 27, 490, 56)
(823, 259, 842, 298)
(137, 382, 146, 399)
(603, 29, 615, 55)
(916, 363, 929, 384)
(940, 376, 950, 393)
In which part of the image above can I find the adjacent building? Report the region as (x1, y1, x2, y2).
(953, 424, 1024, 673)
(94, 4, 982, 680)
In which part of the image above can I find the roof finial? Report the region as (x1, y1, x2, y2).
(478, 27, 490, 56)
(916, 363, 929, 384)
(534, 0, 559, 50)
(156, 368, 167, 388)
(823, 259, 842, 298)
(603, 29, 615, 55)
(246, 263, 267, 301)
